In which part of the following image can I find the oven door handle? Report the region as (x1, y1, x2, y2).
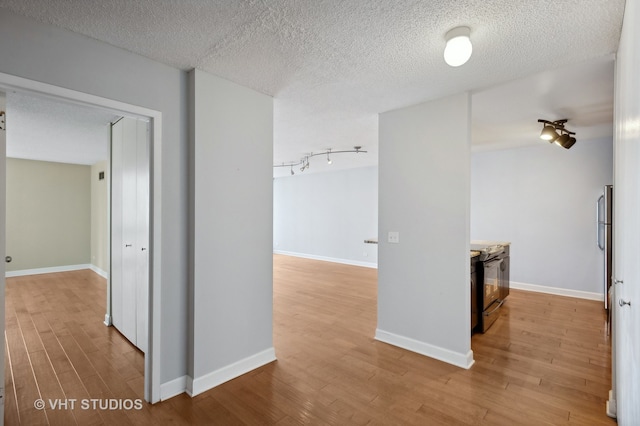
(597, 195, 605, 250)
(483, 258, 503, 268)
(483, 299, 505, 316)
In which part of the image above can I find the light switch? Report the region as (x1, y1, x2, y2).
(388, 231, 399, 244)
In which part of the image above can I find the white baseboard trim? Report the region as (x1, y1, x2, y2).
(375, 329, 474, 370)
(510, 281, 603, 301)
(89, 265, 108, 279)
(6, 263, 92, 278)
(103, 314, 112, 327)
(606, 389, 617, 418)
(188, 347, 277, 397)
(273, 250, 377, 269)
(160, 375, 188, 401)
(185, 376, 194, 397)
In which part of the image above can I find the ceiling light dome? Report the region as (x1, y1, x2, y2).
(444, 26, 472, 67)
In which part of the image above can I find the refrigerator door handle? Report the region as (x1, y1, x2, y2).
(597, 195, 604, 250)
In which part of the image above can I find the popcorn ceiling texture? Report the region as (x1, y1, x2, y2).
(7, 92, 118, 165)
(0, 0, 625, 168)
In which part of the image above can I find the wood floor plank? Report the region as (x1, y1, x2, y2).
(5, 310, 48, 425)
(249, 370, 342, 425)
(28, 350, 77, 426)
(55, 369, 104, 426)
(4, 336, 21, 425)
(80, 374, 135, 426)
(5, 259, 615, 425)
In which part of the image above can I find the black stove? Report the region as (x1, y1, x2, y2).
(471, 243, 510, 333)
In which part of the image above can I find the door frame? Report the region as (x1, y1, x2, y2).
(0, 71, 163, 403)
(1, 90, 7, 425)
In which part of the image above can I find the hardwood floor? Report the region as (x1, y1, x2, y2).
(4, 255, 614, 425)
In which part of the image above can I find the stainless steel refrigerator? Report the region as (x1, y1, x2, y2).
(597, 185, 613, 310)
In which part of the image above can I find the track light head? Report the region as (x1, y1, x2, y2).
(555, 133, 570, 147)
(540, 125, 559, 141)
(555, 134, 576, 149)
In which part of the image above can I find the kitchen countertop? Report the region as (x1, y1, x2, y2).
(363, 238, 507, 251)
(471, 239, 511, 247)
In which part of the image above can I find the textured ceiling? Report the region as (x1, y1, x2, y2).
(6, 92, 118, 165)
(0, 0, 625, 173)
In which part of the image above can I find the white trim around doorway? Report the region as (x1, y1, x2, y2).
(0, 71, 163, 404)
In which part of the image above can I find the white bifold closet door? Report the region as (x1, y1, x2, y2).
(111, 116, 149, 353)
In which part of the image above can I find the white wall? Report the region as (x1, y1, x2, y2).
(0, 9, 189, 392)
(273, 166, 378, 267)
(377, 92, 472, 368)
(612, 0, 640, 422)
(189, 69, 274, 395)
(471, 139, 613, 295)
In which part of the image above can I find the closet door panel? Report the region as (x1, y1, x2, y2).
(111, 116, 149, 352)
(110, 120, 124, 331)
(120, 117, 139, 344)
(135, 120, 149, 353)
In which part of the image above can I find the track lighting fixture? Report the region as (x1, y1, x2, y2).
(537, 119, 577, 149)
(274, 146, 367, 173)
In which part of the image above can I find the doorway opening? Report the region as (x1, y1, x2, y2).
(0, 71, 163, 404)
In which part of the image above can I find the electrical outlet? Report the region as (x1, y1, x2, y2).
(388, 231, 399, 244)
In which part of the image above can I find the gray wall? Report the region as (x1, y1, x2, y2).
(273, 166, 378, 267)
(189, 69, 274, 392)
(0, 9, 188, 387)
(471, 139, 613, 294)
(6, 158, 91, 271)
(377, 92, 472, 368)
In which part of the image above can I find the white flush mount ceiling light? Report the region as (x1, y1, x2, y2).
(444, 26, 472, 67)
